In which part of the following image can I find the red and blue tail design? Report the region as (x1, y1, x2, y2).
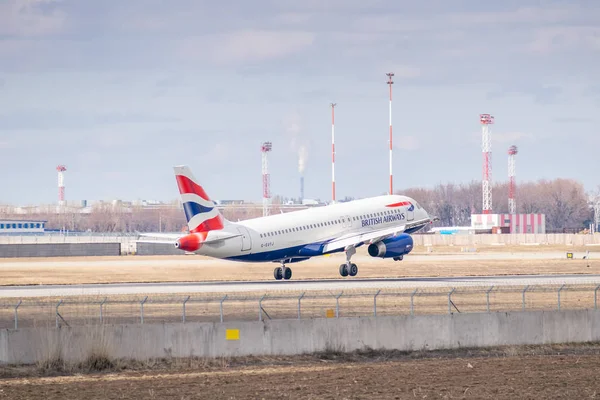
(174, 166, 224, 233)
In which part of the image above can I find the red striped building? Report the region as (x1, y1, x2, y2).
(471, 214, 546, 234)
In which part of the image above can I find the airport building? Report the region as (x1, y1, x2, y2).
(0, 219, 47, 235)
(471, 214, 546, 234)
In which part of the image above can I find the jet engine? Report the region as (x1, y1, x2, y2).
(367, 234, 413, 258)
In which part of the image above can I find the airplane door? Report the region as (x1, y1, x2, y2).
(407, 204, 415, 221)
(237, 227, 252, 251)
(345, 215, 352, 229)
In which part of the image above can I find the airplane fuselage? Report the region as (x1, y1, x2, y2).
(192, 195, 430, 263)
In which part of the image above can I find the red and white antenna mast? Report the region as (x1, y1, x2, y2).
(330, 102, 336, 203)
(261, 142, 272, 217)
(480, 114, 494, 214)
(56, 165, 67, 206)
(508, 145, 518, 214)
(386, 72, 394, 195)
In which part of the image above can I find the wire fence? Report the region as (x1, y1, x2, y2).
(2, 284, 600, 330)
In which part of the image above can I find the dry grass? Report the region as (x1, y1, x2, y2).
(2, 342, 600, 379)
(0, 246, 598, 286)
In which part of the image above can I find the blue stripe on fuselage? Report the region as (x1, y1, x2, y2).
(182, 201, 213, 221)
(225, 242, 345, 262)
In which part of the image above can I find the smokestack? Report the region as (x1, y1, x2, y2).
(300, 176, 304, 204)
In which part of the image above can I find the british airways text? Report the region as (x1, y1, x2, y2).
(362, 213, 405, 227)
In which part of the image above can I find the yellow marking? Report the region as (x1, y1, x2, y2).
(567, 252, 573, 259)
(326, 309, 335, 318)
(226, 329, 239, 340)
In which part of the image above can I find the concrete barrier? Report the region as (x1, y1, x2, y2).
(0, 243, 121, 258)
(136, 242, 181, 255)
(413, 233, 600, 246)
(2, 309, 600, 365)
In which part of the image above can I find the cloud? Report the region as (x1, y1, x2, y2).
(487, 85, 564, 105)
(553, 116, 595, 124)
(493, 131, 533, 144)
(0, 0, 67, 37)
(177, 30, 315, 65)
(528, 26, 600, 54)
(395, 136, 420, 150)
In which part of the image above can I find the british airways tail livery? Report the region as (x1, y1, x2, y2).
(143, 165, 435, 280)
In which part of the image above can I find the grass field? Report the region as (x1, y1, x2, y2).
(1, 344, 599, 399)
(0, 245, 598, 286)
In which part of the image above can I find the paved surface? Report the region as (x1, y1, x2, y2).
(2, 274, 600, 298)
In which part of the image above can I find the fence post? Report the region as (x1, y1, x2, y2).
(410, 289, 418, 316)
(335, 292, 343, 318)
(219, 295, 228, 323)
(100, 297, 107, 324)
(56, 300, 63, 328)
(297, 292, 305, 320)
(595, 285, 600, 310)
(447, 288, 455, 314)
(183, 296, 190, 323)
(486, 286, 494, 313)
(373, 290, 381, 317)
(14, 300, 22, 330)
(522, 285, 529, 311)
(140, 296, 148, 324)
(258, 295, 266, 322)
(557, 284, 565, 311)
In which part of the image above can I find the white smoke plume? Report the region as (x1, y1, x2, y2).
(283, 111, 309, 174)
(298, 144, 307, 174)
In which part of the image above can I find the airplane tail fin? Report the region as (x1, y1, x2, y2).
(173, 165, 225, 233)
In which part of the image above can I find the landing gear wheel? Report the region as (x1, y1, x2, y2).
(274, 267, 283, 280)
(393, 255, 404, 261)
(339, 264, 349, 277)
(348, 263, 358, 277)
(283, 266, 292, 280)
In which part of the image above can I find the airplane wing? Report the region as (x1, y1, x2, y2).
(322, 225, 405, 253)
(322, 217, 432, 253)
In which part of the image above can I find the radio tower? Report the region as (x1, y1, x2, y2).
(480, 114, 494, 214)
(261, 142, 272, 217)
(330, 102, 336, 203)
(386, 72, 394, 195)
(508, 145, 518, 214)
(56, 165, 67, 206)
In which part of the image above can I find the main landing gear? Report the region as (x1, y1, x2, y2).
(274, 263, 292, 280)
(339, 246, 358, 277)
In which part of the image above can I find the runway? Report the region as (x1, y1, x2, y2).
(2, 274, 600, 298)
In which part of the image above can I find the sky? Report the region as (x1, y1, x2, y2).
(0, 0, 599, 206)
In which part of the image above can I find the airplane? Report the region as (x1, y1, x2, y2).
(142, 165, 436, 280)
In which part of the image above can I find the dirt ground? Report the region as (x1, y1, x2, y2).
(1, 345, 599, 399)
(0, 248, 598, 286)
